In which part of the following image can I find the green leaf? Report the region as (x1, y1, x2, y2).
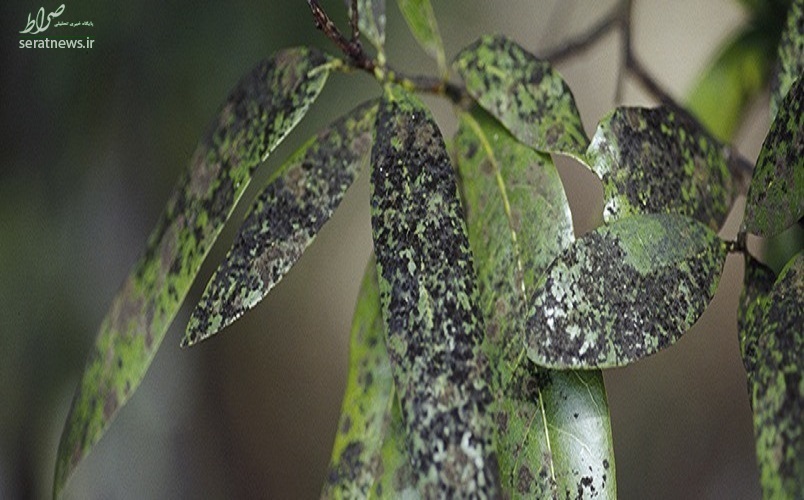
(53, 47, 332, 498)
(744, 76, 804, 238)
(525, 213, 728, 369)
(748, 251, 803, 498)
(771, 0, 803, 119)
(738, 254, 776, 397)
(687, 26, 777, 141)
(453, 35, 589, 160)
(370, 85, 501, 497)
(455, 109, 616, 498)
(322, 256, 395, 499)
(351, 0, 386, 55)
(395, 0, 447, 76)
(587, 106, 737, 231)
(184, 101, 376, 345)
(372, 398, 418, 498)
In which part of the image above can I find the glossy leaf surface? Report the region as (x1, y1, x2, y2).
(54, 48, 332, 497)
(184, 101, 376, 345)
(370, 85, 500, 497)
(526, 214, 728, 369)
(771, 0, 803, 119)
(454, 35, 589, 160)
(395, 0, 447, 75)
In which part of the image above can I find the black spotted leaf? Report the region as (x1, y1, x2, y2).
(350, 0, 386, 55)
(771, 0, 803, 119)
(526, 213, 728, 369)
(184, 100, 376, 345)
(54, 48, 332, 498)
(738, 254, 776, 394)
(322, 256, 395, 499)
(455, 109, 616, 498)
(747, 251, 803, 498)
(453, 35, 589, 160)
(586, 106, 736, 231)
(372, 398, 418, 498)
(370, 84, 501, 497)
(395, 0, 447, 75)
(744, 76, 804, 238)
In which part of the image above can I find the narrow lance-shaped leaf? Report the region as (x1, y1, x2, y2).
(370, 85, 501, 497)
(184, 100, 376, 345)
(526, 213, 728, 369)
(350, 0, 386, 56)
(322, 256, 395, 499)
(54, 48, 332, 497)
(738, 254, 776, 398)
(744, 75, 804, 238)
(456, 109, 616, 498)
(586, 106, 737, 231)
(748, 251, 803, 498)
(395, 0, 447, 76)
(771, 0, 803, 119)
(453, 35, 589, 160)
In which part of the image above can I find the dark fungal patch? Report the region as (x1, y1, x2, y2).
(370, 85, 500, 497)
(738, 254, 776, 397)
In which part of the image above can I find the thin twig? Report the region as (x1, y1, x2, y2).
(307, 0, 373, 71)
(543, 6, 622, 63)
(349, 0, 360, 42)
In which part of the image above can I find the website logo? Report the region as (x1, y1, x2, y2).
(19, 4, 95, 49)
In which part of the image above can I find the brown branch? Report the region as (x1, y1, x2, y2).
(307, 0, 373, 71)
(349, 0, 360, 42)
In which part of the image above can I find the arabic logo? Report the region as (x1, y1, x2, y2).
(20, 4, 65, 34)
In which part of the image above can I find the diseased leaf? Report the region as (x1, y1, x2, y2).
(350, 0, 386, 54)
(771, 0, 803, 119)
(372, 398, 418, 498)
(370, 85, 501, 497)
(455, 110, 616, 498)
(748, 251, 804, 498)
(744, 76, 804, 238)
(53, 48, 332, 498)
(738, 254, 776, 400)
(395, 0, 447, 76)
(526, 213, 728, 369)
(453, 35, 589, 160)
(587, 106, 737, 231)
(184, 101, 376, 345)
(322, 256, 395, 499)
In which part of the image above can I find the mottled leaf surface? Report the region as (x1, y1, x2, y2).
(738, 254, 776, 394)
(587, 106, 736, 231)
(351, 0, 386, 54)
(371, 399, 418, 498)
(744, 76, 804, 238)
(54, 48, 331, 497)
(771, 0, 803, 119)
(526, 214, 728, 369)
(370, 85, 500, 497)
(322, 256, 395, 499)
(748, 251, 804, 498)
(184, 101, 376, 345)
(395, 0, 447, 75)
(456, 110, 616, 498)
(454, 35, 589, 160)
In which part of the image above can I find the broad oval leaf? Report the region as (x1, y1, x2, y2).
(370, 85, 501, 497)
(738, 254, 776, 394)
(744, 75, 804, 238)
(748, 251, 804, 498)
(455, 110, 616, 498)
(395, 0, 447, 76)
(526, 213, 728, 369)
(322, 256, 395, 499)
(351, 0, 386, 55)
(771, 0, 803, 119)
(184, 100, 376, 345)
(587, 106, 737, 231)
(453, 35, 589, 160)
(53, 47, 332, 497)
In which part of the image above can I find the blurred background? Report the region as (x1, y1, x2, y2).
(1, 0, 800, 498)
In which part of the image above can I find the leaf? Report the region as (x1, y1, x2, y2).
(687, 26, 777, 141)
(748, 251, 804, 498)
(771, 0, 803, 119)
(738, 254, 776, 394)
(184, 100, 376, 345)
(744, 76, 804, 238)
(322, 256, 395, 499)
(455, 109, 616, 498)
(350, 0, 386, 55)
(587, 106, 736, 231)
(370, 85, 501, 497)
(371, 398, 418, 498)
(395, 0, 447, 76)
(453, 35, 589, 160)
(53, 47, 332, 498)
(525, 213, 728, 369)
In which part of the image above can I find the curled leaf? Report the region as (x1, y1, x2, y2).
(587, 106, 736, 231)
(526, 214, 728, 369)
(395, 0, 447, 75)
(453, 35, 589, 160)
(370, 85, 500, 497)
(53, 48, 332, 498)
(771, 0, 804, 119)
(184, 101, 376, 345)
